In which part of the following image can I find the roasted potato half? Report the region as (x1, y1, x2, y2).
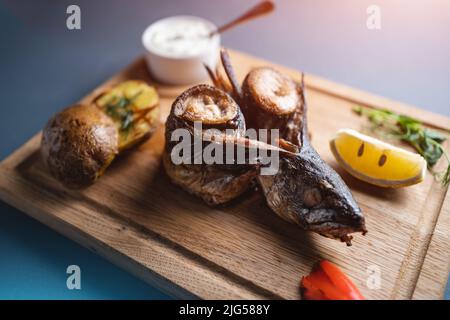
(41, 80, 160, 188)
(95, 80, 160, 151)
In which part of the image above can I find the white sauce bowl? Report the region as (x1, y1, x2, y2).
(142, 16, 221, 85)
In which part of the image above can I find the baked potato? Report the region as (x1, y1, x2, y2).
(94, 80, 159, 151)
(41, 80, 160, 188)
(41, 104, 119, 188)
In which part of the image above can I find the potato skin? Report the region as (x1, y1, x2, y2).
(41, 104, 119, 189)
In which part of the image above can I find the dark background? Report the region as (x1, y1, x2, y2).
(0, 0, 448, 299)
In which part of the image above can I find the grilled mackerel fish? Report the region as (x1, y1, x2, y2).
(163, 84, 257, 206)
(208, 50, 367, 244)
(241, 67, 367, 245)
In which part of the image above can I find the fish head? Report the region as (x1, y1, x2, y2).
(292, 147, 366, 245)
(259, 144, 366, 245)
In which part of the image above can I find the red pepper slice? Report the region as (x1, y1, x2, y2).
(319, 260, 365, 300)
(300, 260, 365, 300)
(300, 276, 327, 300)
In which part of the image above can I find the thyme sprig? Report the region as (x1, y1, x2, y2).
(353, 106, 450, 186)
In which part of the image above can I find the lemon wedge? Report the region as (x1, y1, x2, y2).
(330, 128, 427, 188)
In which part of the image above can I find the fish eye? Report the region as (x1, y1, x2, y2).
(303, 188, 322, 207)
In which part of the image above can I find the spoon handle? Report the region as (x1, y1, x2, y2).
(210, 1, 275, 37)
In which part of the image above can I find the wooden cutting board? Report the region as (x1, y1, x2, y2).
(0, 49, 449, 300)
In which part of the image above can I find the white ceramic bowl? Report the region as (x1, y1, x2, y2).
(142, 16, 221, 85)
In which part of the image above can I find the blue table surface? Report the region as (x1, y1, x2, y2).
(0, 0, 448, 299)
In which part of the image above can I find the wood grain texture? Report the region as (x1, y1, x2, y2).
(0, 49, 448, 300)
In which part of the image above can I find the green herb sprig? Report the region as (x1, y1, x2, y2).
(105, 91, 142, 132)
(353, 106, 450, 186)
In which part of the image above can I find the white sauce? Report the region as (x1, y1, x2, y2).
(147, 18, 215, 58)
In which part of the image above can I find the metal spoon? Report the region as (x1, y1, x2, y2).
(209, 1, 275, 37)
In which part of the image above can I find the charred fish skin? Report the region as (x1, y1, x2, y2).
(258, 142, 366, 245)
(241, 68, 366, 244)
(162, 152, 257, 206)
(204, 51, 367, 244)
(241, 67, 304, 145)
(163, 84, 258, 206)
